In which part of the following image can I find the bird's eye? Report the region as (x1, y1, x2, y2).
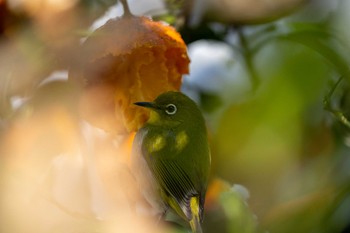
(165, 104, 177, 115)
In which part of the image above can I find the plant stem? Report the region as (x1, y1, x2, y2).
(323, 76, 350, 129)
(120, 0, 132, 17)
(236, 26, 260, 92)
(323, 76, 343, 110)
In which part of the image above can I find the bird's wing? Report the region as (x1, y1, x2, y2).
(146, 156, 198, 220)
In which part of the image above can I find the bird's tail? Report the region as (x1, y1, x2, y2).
(189, 197, 203, 233)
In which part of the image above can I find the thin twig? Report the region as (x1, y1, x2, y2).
(332, 111, 350, 128)
(323, 76, 343, 110)
(120, 0, 133, 17)
(236, 26, 260, 92)
(323, 76, 350, 129)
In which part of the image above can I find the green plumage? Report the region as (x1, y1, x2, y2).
(132, 91, 211, 233)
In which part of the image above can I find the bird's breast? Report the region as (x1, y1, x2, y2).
(146, 134, 166, 153)
(144, 128, 190, 156)
(174, 130, 189, 152)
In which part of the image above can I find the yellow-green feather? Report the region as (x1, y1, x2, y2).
(189, 196, 202, 233)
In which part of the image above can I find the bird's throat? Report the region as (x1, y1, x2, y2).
(148, 111, 161, 124)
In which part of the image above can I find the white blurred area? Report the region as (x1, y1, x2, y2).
(181, 40, 250, 105)
(90, 0, 165, 31)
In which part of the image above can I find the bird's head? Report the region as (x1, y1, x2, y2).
(134, 91, 204, 128)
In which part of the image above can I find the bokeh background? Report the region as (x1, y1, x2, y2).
(1, 0, 350, 233)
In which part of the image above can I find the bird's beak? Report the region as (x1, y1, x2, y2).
(134, 101, 158, 109)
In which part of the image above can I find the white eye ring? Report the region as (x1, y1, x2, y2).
(165, 104, 177, 115)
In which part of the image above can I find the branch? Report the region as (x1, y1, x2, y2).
(236, 26, 260, 92)
(323, 76, 350, 129)
(120, 0, 133, 17)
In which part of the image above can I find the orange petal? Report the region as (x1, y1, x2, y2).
(70, 15, 190, 134)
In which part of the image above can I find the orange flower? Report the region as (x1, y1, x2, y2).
(205, 178, 231, 210)
(70, 15, 190, 134)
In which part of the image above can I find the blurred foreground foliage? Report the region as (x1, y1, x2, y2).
(1, 0, 350, 233)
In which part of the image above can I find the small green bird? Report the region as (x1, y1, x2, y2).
(132, 91, 211, 233)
